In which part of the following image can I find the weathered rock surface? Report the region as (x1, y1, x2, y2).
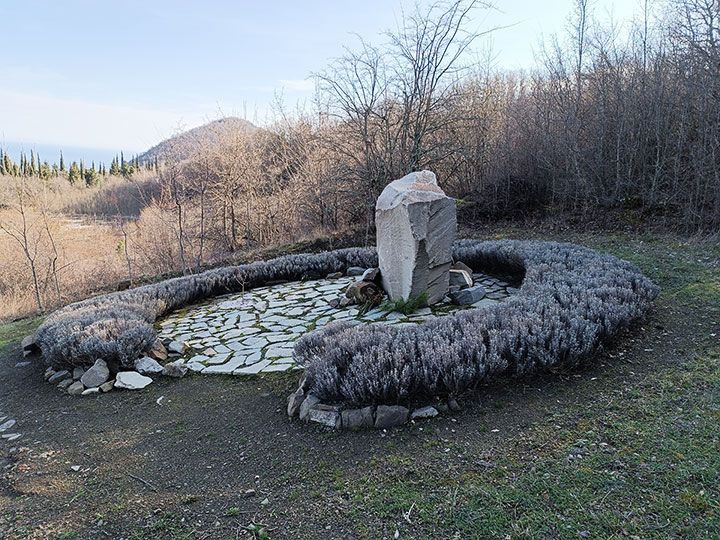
(287, 389, 306, 417)
(80, 359, 110, 388)
(57, 378, 73, 390)
(411, 406, 439, 419)
(374, 405, 409, 428)
(326, 272, 343, 279)
(162, 360, 188, 378)
(147, 339, 168, 361)
(114, 371, 153, 390)
(299, 394, 320, 422)
(67, 381, 85, 395)
(48, 370, 71, 384)
(135, 356, 163, 374)
(100, 380, 115, 392)
(375, 170, 456, 304)
(167, 341, 187, 355)
(346, 266, 366, 276)
(72, 367, 85, 380)
(452, 261, 473, 275)
(449, 285, 486, 306)
(308, 408, 341, 428)
(342, 406, 375, 429)
(449, 269, 473, 289)
(361, 267, 381, 284)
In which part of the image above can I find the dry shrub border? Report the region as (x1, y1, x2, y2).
(35, 241, 658, 407)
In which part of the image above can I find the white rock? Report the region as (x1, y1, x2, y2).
(114, 371, 153, 390)
(135, 356, 163, 374)
(375, 171, 456, 304)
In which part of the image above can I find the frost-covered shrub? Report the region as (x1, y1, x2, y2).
(36, 247, 377, 369)
(296, 240, 659, 406)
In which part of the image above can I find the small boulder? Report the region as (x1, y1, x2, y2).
(57, 378, 73, 390)
(411, 406, 439, 419)
(67, 381, 85, 395)
(99, 380, 115, 392)
(449, 269, 473, 289)
(308, 408, 341, 428)
(48, 370, 71, 384)
(72, 367, 85, 380)
(167, 341, 187, 355)
(342, 406, 375, 429)
(114, 371, 153, 390)
(361, 267, 381, 284)
(287, 389, 306, 417)
(80, 359, 110, 388)
(326, 272, 343, 279)
(346, 266, 366, 276)
(135, 356, 163, 374)
(299, 394, 320, 422)
(449, 285, 486, 306)
(162, 360, 188, 378)
(44, 368, 56, 381)
(147, 340, 168, 361)
(345, 281, 385, 307)
(81, 387, 100, 396)
(374, 405, 409, 428)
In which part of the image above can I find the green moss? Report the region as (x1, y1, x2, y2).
(379, 291, 428, 315)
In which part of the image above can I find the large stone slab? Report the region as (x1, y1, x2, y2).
(375, 170, 456, 304)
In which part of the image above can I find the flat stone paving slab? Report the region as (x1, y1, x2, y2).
(157, 273, 516, 375)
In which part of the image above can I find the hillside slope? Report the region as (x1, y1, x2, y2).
(139, 117, 258, 163)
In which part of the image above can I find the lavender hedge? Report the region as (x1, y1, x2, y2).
(295, 240, 659, 406)
(35, 248, 377, 369)
(35, 240, 658, 406)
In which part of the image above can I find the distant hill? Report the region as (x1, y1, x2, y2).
(138, 117, 258, 164)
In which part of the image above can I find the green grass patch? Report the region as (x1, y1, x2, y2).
(380, 290, 428, 315)
(0, 316, 44, 357)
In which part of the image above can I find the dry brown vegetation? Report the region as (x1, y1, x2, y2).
(2, 0, 719, 321)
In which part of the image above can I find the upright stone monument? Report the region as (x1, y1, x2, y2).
(375, 170, 456, 304)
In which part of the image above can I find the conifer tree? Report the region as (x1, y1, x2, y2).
(59, 151, 65, 172)
(68, 161, 80, 184)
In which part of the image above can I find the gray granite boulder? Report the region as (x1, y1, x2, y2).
(374, 405, 409, 428)
(80, 359, 110, 388)
(135, 356, 163, 374)
(375, 170, 456, 304)
(162, 360, 188, 378)
(342, 406, 375, 429)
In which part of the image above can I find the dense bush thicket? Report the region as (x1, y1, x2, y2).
(35, 248, 376, 369)
(296, 240, 659, 406)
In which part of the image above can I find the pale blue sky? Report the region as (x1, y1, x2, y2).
(0, 0, 642, 161)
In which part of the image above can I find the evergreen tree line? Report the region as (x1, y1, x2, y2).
(0, 148, 157, 186)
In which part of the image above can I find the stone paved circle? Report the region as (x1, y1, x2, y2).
(157, 273, 515, 375)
